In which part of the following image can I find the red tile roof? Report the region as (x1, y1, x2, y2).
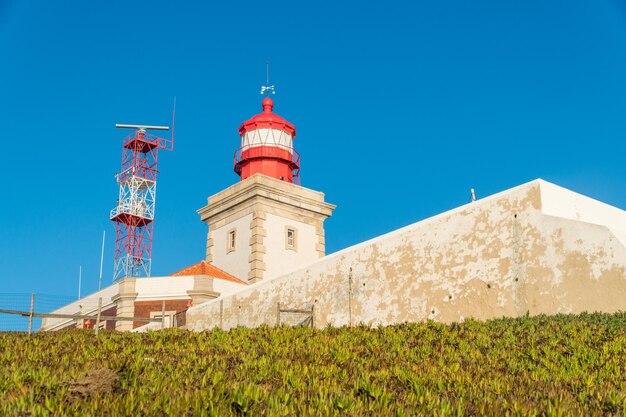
(170, 260, 247, 285)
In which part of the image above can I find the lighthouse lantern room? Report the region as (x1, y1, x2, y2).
(234, 97, 301, 183)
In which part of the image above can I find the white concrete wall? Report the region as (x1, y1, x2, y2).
(135, 276, 194, 301)
(213, 278, 248, 296)
(263, 212, 318, 279)
(41, 283, 119, 331)
(211, 213, 253, 280)
(539, 179, 626, 246)
(186, 179, 626, 330)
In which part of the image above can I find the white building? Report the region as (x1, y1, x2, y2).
(43, 96, 626, 331)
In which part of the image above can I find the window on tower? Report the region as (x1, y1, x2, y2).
(285, 227, 297, 251)
(227, 229, 237, 253)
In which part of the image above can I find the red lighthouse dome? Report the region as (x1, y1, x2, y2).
(234, 97, 300, 183)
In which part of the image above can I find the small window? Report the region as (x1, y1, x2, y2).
(285, 226, 297, 251)
(227, 229, 237, 253)
(151, 311, 176, 328)
(153, 314, 170, 327)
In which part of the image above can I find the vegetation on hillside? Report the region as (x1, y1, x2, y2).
(1, 312, 625, 416)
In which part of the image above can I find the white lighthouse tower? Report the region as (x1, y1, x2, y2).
(198, 95, 335, 283)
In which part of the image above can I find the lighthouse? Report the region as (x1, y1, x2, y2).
(198, 95, 335, 283)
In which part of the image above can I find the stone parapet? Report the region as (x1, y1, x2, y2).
(199, 174, 335, 223)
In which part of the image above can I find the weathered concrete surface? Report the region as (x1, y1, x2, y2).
(185, 179, 626, 330)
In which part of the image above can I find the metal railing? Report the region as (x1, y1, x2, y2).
(234, 145, 301, 167)
(109, 203, 153, 220)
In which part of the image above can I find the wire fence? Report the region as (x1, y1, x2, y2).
(0, 293, 76, 332)
(0, 294, 313, 332)
(0, 292, 187, 333)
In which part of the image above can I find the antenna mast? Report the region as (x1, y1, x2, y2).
(260, 62, 275, 96)
(98, 230, 105, 290)
(78, 266, 82, 299)
(109, 123, 173, 281)
(171, 97, 177, 151)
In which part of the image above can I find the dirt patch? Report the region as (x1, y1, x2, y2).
(64, 368, 119, 399)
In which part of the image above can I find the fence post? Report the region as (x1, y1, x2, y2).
(219, 299, 224, 329)
(276, 302, 281, 326)
(161, 300, 166, 330)
(348, 268, 353, 327)
(311, 304, 315, 328)
(28, 293, 35, 335)
(95, 298, 103, 336)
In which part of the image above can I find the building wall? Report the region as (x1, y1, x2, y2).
(213, 278, 248, 296)
(210, 213, 253, 280)
(41, 283, 119, 331)
(186, 180, 626, 330)
(263, 212, 318, 279)
(42, 275, 222, 332)
(133, 299, 191, 328)
(102, 306, 117, 330)
(135, 276, 195, 300)
(539, 181, 626, 246)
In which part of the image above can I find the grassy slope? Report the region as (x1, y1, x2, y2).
(1, 312, 625, 416)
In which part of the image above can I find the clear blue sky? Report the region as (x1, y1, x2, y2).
(1, 0, 625, 299)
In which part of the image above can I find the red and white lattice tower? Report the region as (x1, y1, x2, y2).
(110, 124, 173, 281)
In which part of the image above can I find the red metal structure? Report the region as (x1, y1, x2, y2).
(234, 97, 300, 183)
(110, 125, 173, 281)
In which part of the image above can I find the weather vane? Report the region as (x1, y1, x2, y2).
(260, 62, 275, 96)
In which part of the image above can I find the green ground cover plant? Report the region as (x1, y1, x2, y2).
(0, 312, 624, 416)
